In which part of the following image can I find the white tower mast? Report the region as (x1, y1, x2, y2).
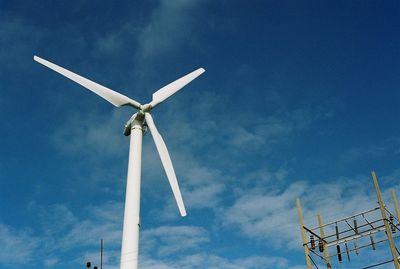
(121, 119, 143, 268)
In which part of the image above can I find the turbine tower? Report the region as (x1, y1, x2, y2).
(34, 55, 205, 269)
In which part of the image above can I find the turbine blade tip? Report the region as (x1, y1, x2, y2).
(180, 207, 187, 217)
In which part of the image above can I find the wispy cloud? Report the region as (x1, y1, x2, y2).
(227, 108, 313, 149)
(51, 109, 128, 158)
(136, 0, 203, 62)
(44, 257, 59, 267)
(143, 151, 227, 221)
(0, 17, 43, 69)
(140, 253, 289, 269)
(141, 225, 209, 257)
(24, 200, 123, 268)
(338, 137, 400, 165)
(0, 223, 40, 265)
(221, 172, 398, 251)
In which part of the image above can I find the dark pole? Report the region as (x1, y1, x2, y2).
(100, 239, 103, 269)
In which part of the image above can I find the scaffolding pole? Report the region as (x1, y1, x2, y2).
(296, 197, 313, 269)
(317, 214, 332, 269)
(371, 171, 400, 269)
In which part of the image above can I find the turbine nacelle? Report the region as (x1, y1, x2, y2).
(123, 103, 153, 136)
(123, 113, 139, 136)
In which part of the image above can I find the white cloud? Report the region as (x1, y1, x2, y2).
(221, 172, 399, 251)
(177, 159, 226, 210)
(0, 18, 43, 68)
(228, 127, 265, 148)
(44, 257, 59, 267)
(221, 181, 306, 248)
(136, 0, 202, 61)
(339, 137, 400, 165)
(25, 200, 123, 268)
(142, 145, 227, 220)
(61, 219, 121, 250)
(96, 31, 126, 55)
(140, 253, 289, 269)
(140, 258, 175, 269)
(51, 109, 128, 158)
(0, 224, 40, 265)
(184, 181, 225, 209)
(80, 249, 120, 269)
(20, 170, 398, 269)
(141, 225, 209, 257)
(227, 108, 313, 149)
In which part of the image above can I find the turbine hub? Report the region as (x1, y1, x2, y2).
(139, 103, 152, 113)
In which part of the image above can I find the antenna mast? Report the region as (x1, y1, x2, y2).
(101, 239, 103, 269)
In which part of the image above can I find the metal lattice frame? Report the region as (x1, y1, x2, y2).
(297, 171, 400, 269)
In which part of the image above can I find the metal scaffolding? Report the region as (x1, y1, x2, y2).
(297, 171, 400, 269)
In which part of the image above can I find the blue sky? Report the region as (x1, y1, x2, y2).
(0, 1, 399, 268)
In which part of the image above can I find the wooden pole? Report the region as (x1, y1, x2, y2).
(317, 214, 332, 269)
(296, 198, 312, 269)
(391, 190, 400, 224)
(371, 171, 400, 268)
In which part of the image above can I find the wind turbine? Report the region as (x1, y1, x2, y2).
(34, 55, 205, 269)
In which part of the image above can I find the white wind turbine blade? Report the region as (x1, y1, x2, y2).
(144, 112, 186, 217)
(34, 56, 141, 108)
(150, 68, 205, 108)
